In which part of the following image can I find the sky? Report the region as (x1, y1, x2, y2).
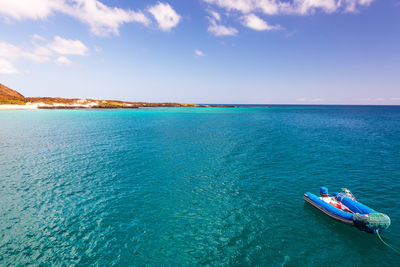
(0, 0, 399, 104)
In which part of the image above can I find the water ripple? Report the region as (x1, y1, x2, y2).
(0, 107, 399, 265)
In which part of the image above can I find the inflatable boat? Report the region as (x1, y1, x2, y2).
(304, 187, 390, 233)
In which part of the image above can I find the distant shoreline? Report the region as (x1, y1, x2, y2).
(0, 83, 232, 109)
(2, 103, 400, 110)
(0, 103, 233, 110)
(1, 84, 399, 109)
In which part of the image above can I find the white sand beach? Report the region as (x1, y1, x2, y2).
(0, 102, 100, 110)
(0, 103, 42, 109)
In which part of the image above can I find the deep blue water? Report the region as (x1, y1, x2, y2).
(0, 106, 399, 266)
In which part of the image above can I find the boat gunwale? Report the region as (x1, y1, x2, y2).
(304, 194, 354, 225)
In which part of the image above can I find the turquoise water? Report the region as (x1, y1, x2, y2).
(1, 106, 399, 266)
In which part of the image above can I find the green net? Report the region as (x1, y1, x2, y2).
(368, 213, 391, 230)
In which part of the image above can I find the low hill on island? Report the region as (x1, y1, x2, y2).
(0, 83, 25, 100)
(0, 83, 230, 109)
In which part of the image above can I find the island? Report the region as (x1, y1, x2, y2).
(0, 83, 231, 109)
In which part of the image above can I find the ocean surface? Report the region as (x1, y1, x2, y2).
(1, 106, 399, 266)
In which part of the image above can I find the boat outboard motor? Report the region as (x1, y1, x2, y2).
(353, 213, 391, 233)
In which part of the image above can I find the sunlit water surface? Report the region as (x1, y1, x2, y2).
(1, 106, 399, 266)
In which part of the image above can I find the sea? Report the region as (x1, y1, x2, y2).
(0, 105, 399, 266)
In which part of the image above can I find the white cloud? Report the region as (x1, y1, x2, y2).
(203, 0, 374, 36)
(203, 0, 374, 15)
(258, 0, 281, 15)
(195, 49, 205, 57)
(0, 35, 89, 73)
(23, 50, 51, 63)
(342, 0, 375, 13)
(0, 58, 19, 74)
(294, 0, 339, 15)
(0, 0, 62, 21)
(0, 0, 155, 36)
(203, 0, 255, 13)
(241, 14, 281, 31)
(55, 56, 72, 66)
(206, 9, 238, 36)
(0, 42, 21, 59)
(31, 33, 47, 42)
(391, 98, 400, 101)
(148, 2, 181, 31)
(208, 21, 238, 36)
(0, 41, 50, 62)
(63, 0, 150, 36)
(208, 10, 221, 21)
(28, 43, 55, 63)
(48, 36, 89, 55)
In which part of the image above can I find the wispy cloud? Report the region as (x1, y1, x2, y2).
(0, 40, 50, 63)
(203, 0, 374, 36)
(0, 0, 181, 36)
(0, 35, 89, 73)
(0, 58, 19, 74)
(48, 36, 89, 56)
(31, 34, 46, 42)
(208, 21, 238, 36)
(241, 14, 281, 31)
(64, 0, 151, 36)
(0, 0, 61, 21)
(203, 0, 374, 15)
(343, 0, 375, 13)
(55, 56, 72, 66)
(206, 10, 238, 36)
(208, 10, 221, 21)
(194, 49, 205, 57)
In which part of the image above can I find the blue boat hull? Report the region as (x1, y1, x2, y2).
(304, 191, 390, 233)
(304, 192, 353, 225)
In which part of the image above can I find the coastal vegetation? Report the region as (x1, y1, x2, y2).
(0, 83, 231, 109)
(0, 99, 26, 105)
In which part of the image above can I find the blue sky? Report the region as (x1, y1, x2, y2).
(0, 0, 399, 104)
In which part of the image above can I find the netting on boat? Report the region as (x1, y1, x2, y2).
(367, 213, 391, 230)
